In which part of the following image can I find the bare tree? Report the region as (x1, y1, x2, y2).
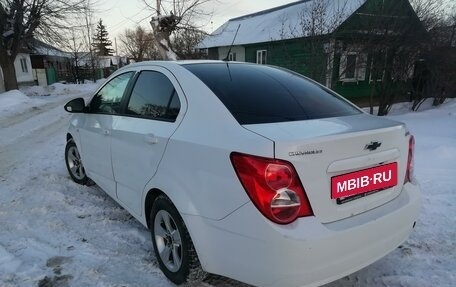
(64, 28, 85, 83)
(410, 0, 448, 30)
(81, 0, 98, 82)
(0, 0, 87, 91)
(276, 0, 353, 86)
(144, 0, 213, 60)
(344, 1, 429, 116)
(273, 0, 453, 115)
(284, 0, 436, 115)
(298, 0, 351, 83)
(119, 26, 159, 62)
(172, 27, 207, 59)
(411, 4, 456, 110)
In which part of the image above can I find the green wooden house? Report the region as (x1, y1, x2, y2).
(198, 0, 427, 101)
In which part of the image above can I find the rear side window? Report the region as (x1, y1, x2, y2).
(126, 71, 180, 121)
(183, 63, 360, 125)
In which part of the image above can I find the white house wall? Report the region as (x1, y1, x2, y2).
(14, 53, 34, 85)
(217, 46, 246, 61)
(33, 69, 47, 87)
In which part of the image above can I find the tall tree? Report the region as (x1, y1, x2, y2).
(0, 0, 86, 91)
(92, 19, 114, 56)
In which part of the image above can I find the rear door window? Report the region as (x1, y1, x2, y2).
(126, 71, 180, 121)
(183, 63, 360, 125)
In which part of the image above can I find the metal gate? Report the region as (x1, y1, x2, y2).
(46, 67, 57, 85)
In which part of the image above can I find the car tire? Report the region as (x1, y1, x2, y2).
(65, 139, 89, 185)
(150, 195, 207, 285)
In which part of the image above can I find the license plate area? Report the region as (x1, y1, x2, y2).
(331, 162, 398, 201)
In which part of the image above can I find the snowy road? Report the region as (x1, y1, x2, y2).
(0, 90, 174, 287)
(0, 88, 455, 287)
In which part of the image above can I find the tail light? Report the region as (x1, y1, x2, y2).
(404, 135, 415, 183)
(230, 152, 313, 224)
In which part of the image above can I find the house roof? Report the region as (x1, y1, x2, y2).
(198, 0, 366, 48)
(29, 39, 71, 58)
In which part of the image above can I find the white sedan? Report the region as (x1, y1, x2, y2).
(64, 61, 420, 287)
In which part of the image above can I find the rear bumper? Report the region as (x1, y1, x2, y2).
(183, 183, 420, 287)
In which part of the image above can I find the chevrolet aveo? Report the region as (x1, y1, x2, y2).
(64, 61, 420, 287)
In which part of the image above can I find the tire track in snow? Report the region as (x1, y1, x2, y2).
(0, 97, 68, 130)
(0, 104, 70, 177)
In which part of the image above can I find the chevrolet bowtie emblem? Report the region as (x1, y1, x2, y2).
(365, 141, 382, 151)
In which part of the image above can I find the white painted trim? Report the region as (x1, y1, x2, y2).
(339, 51, 367, 83)
(256, 50, 267, 64)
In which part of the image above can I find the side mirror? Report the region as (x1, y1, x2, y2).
(64, 98, 86, 113)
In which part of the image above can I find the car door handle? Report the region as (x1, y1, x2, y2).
(144, 134, 158, 144)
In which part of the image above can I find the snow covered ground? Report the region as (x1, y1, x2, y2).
(0, 85, 454, 287)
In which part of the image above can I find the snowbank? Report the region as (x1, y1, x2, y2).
(362, 98, 455, 115)
(0, 90, 31, 111)
(21, 82, 100, 97)
(0, 83, 99, 123)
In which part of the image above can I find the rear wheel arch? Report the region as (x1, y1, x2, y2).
(144, 188, 166, 229)
(143, 181, 199, 229)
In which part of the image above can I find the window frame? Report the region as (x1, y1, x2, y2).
(345, 53, 357, 80)
(228, 52, 237, 61)
(20, 58, 28, 73)
(339, 51, 367, 83)
(256, 50, 267, 65)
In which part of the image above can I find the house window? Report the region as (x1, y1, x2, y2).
(345, 54, 357, 79)
(20, 58, 28, 73)
(228, 52, 236, 61)
(339, 52, 367, 82)
(256, 50, 267, 64)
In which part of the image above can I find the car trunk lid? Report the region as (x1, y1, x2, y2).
(244, 114, 409, 223)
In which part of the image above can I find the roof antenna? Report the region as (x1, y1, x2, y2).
(223, 24, 241, 61)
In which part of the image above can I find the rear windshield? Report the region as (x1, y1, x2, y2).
(183, 63, 361, 125)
